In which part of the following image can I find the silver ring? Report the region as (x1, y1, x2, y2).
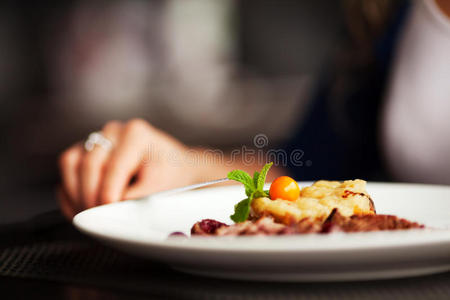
(84, 132, 113, 152)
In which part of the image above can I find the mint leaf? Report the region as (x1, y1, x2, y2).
(227, 170, 255, 197)
(253, 190, 267, 198)
(257, 162, 273, 192)
(228, 162, 275, 223)
(230, 198, 251, 223)
(253, 171, 260, 189)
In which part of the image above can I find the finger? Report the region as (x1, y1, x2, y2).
(99, 119, 151, 204)
(58, 145, 83, 203)
(57, 187, 77, 220)
(79, 121, 122, 209)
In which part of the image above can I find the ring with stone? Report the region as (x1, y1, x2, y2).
(84, 132, 113, 152)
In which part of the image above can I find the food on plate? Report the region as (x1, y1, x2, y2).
(189, 163, 424, 236)
(253, 178, 375, 225)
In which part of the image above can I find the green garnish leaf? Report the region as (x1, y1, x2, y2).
(227, 170, 254, 197)
(257, 162, 273, 192)
(228, 162, 273, 223)
(253, 171, 260, 189)
(230, 198, 251, 223)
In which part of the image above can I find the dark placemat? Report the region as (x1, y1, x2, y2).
(1, 210, 449, 300)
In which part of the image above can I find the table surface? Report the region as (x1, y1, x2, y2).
(1, 189, 449, 300)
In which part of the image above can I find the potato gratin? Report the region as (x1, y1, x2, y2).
(252, 179, 375, 225)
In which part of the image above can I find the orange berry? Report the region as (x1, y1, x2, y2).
(269, 176, 300, 201)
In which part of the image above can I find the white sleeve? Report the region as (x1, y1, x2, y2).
(382, 0, 450, 184)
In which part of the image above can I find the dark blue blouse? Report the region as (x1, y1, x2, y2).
(285, 2, 411, 181)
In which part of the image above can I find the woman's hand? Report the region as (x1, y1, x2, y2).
(57, 119, 196, 219)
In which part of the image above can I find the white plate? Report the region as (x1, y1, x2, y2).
(73, 182, 450, 281)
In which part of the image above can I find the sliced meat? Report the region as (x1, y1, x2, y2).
(189, 209, 424, 236)
(322, 209, 424, 233)
(191, 217, 323, 236)
(216, 217, 292, 236)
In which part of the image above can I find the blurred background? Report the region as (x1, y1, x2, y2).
(0, 0, 425, 222)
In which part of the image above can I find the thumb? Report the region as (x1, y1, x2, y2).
(122, 168, 161, 200)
